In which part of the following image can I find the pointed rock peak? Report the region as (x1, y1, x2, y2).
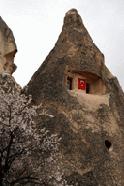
(47, 9, 95, 63)
(64, 9, 83, 26)
(66, 8, 78, 14)
(62, 9, 93, 45)
(0, 17, 17, 75)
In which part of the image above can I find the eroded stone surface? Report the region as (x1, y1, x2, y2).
(27, 9, 124, 186)
(0, 17, 17, 74)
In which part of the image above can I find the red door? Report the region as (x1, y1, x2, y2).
(78, 78, 86, 90)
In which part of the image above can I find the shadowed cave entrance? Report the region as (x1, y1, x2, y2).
(105, 140, 112, 151)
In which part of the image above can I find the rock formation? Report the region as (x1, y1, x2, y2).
(0, 9, 123, 186)
(27, 9, 124, 186)
(0, 17, 17, 75)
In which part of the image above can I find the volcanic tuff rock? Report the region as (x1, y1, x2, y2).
(0, 17, 17, 75)
(27, 9, 124, 186)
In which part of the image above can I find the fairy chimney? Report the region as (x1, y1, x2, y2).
(27, 9, 124, 186)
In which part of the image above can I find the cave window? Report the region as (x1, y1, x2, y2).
(67, 77, 73, 90)
(86, 83, 90, 94)
(105, 140, 112, 151)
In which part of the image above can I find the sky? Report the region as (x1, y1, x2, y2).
(0, 0, 124, 90)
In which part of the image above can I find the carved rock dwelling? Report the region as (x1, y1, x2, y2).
(0, 9, 124, 186)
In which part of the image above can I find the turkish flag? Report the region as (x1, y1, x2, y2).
(78, 79, 86, 90)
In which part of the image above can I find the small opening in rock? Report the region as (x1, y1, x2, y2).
(67, 77, 73, 90)
(105, 140, 112, 150)
(86, 83, 90, 94)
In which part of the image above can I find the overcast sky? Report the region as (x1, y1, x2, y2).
(0, 0, 124, 90)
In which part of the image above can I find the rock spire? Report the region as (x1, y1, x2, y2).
(0, 17, 17, 75)
(27, 9, 124, 186)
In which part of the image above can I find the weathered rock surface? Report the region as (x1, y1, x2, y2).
(27, 9, 124, 186)
(0, 17, 17, 74)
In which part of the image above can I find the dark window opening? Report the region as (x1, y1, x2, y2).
(86, 83, 90, 93)
(67, 77, 73, 90)
(105, 140, 112, 150)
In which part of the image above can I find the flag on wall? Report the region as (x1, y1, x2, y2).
(78, 78, 86, 90)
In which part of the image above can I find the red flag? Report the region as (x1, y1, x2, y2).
(78, 79, 86, 90)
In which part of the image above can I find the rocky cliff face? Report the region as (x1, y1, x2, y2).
(27, 9, 124, 186)
(0, 17, 17, 74)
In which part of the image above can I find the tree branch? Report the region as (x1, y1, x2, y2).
(4, 130, 15, 173)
